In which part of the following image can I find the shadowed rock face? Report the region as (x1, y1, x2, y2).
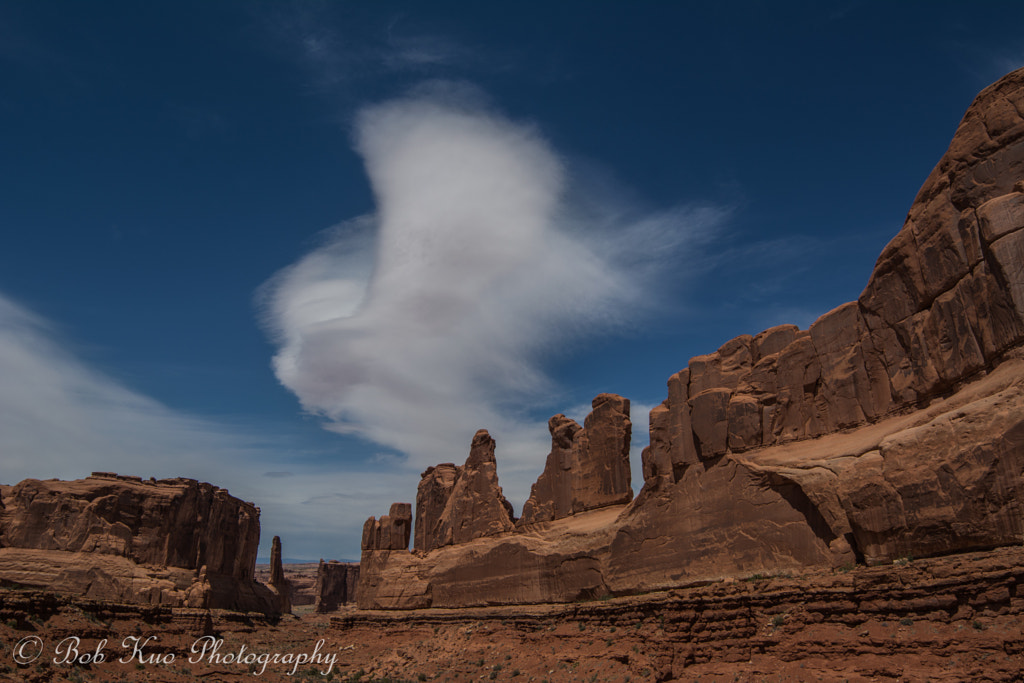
(357, 67, 1024, 610)
(517, 415, 580, 525)
(414, 463, 460, 552)
(314, 560, 359, 613)
(268, 535, 291, 614)
(270, 536, 285, 586)
(0, 473, 280, 615)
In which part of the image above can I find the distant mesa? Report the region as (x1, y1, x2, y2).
(355, 66, 1024, 610)
(0, 472, 288, 616)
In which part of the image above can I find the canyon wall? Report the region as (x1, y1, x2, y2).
(357, 67, 1024, 610)
(0, 472, 282, 615)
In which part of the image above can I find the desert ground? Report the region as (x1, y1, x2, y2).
(2, 545, 1022, 683)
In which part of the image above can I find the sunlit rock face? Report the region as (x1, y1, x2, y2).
(518, 394, 633, 527)
(0, 472, 280, 615)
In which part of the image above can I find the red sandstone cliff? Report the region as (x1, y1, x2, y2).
(0, 472, 282, 615)
(519, 394, 633, 526)
(354, 67, 1024, 610)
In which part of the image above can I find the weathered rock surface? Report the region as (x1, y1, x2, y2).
(384, 430, 515, 557)
(413, 463, 459, 552)
(269, 536, 285, 586)
(314, 560, 360, 613)
(643, 66, 1024, 473)
(360, 431, 517, 608)
(6, 548, 1024, 682)
(356, 67, 1024, 610)
(447, 430, 516, 544)
(518, 394, 633, 526)
(267, 535, 292, 614)
(359, 359, 1024, 610)
(516, 415, 580, 525)
(0, 473, 280, 614)
(362, 502, 412, 552)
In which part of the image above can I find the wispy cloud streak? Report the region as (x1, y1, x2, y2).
(0, 294, 232, 484)
(0, 291, 410, 560)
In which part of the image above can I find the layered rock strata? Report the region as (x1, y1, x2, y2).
(0, 473, 280, 615)
(357, 67, 1024, 610)
(333, 546, 1024, 683)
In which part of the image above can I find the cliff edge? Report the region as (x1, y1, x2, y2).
(0, 472, 283, 615)
(356, 67, 1024, 609)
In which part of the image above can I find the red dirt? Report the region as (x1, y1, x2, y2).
(2, 545, 1023, 682)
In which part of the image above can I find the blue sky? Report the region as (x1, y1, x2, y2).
(1, 1, 1022, 562)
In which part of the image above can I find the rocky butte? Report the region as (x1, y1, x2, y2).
(0, 472, 285, 616)
(357, 66, 1024, 610)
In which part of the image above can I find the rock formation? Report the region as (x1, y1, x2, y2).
(270, 536, 285, 586)
(519, 394, 633, 526)
(516, 415, 580, 525)
(408, 430, 516, 553)
(355, 67, 1024, 610)
(359, 396, 635, 608)
(267, 535, 292, 614)
(362, 502, 413, 552)
(314, 560, 360, 612)
(445, 430, 516, 544)
(331, 546, 1024, 682)
(414, 463, 460, 552)
(359, 431, 517, 609)
(0, 472, 280, 615)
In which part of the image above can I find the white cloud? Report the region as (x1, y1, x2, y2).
(0, 291, 404, 561)
(0, 294, 222, 484)
(261, 86, 726, 505)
